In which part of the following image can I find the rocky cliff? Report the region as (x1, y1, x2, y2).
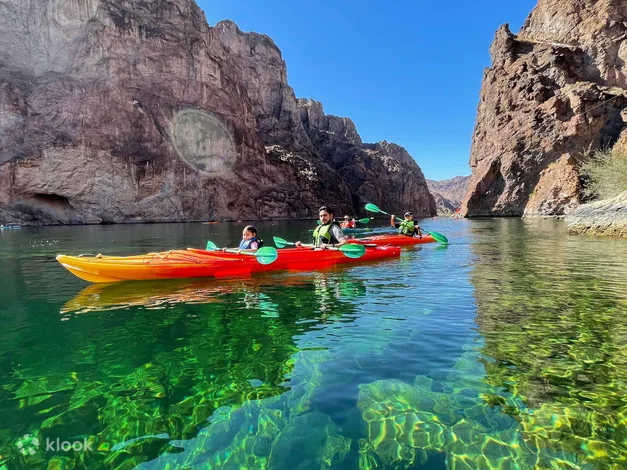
(463, 0, 627, 217)
(427, 176, 470, 215)
(0, 0, 434, 225)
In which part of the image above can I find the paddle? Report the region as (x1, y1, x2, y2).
(272, 237, 366, 259)
(317, 217, 369, 226)
(316, 217, 369, 225)
(205, 241, 278, 265)
(364, 203, 449, 244)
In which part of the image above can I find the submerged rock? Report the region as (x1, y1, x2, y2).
(565, 190, 627, 237)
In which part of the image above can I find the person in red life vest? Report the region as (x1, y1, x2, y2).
(340, 215, 356, 229)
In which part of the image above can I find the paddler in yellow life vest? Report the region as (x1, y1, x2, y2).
(295, 205, 348, 249)
(391, 211, 423, 238)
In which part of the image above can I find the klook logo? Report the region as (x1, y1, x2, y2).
(16, 434, 39, 455)
(15, 435, 93, 455)
(45, 438, 93, 452)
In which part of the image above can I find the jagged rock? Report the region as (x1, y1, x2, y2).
(0, 0, 434, 225)
(565, 190, 627, 237)
(430, 190, 457, 215)
(298, 98, 435, 215)
(427, 176, 469, 215)
(463, 0, 627, 217)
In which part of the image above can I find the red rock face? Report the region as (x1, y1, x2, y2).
(0, 0, 435, 225)
(463, 0, 627, 217)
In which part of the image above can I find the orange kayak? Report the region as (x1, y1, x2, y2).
(56, 246, 401, 283)
(56, 250, 247, 283)
(348, 234, 436, 246)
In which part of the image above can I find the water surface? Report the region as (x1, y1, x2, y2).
(0, 219, 625, 469)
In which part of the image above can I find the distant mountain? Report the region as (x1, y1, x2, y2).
(427, 176, 470, 215)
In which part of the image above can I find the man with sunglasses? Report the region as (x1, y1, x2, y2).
(295, 205, 348, 249)
(391, 211, 423, 238)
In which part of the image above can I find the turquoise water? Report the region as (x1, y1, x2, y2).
(0, 219, 626, 469)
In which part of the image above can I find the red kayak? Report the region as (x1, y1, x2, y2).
(186, 246, 401, 271)
(348, 234, 436, 246)
(57, 246, 400, 283)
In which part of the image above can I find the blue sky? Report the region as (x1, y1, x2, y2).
(198, 0, 538, 180)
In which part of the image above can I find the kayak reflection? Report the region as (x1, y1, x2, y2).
(61, 271, 368, 319)
(61, 277, 242, 315)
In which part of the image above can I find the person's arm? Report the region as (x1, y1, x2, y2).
(321, 225, 347, 249)
(336, 225, 348, 245)
(240, 241, 259, 252)
(390, 215, 395, 227)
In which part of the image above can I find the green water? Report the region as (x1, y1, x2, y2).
(0, 219, 625, 469)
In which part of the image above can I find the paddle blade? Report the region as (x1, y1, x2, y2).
(273, 236, 288, 248)
(316, 219, 321, 225)
(254, 247, 278, 265)
(356, 217, 371, 224)
(427, 231, 449, 245)
(206, 240, 219, 251)
(365, 203, 381, 213)
(339, 244, 366, 259)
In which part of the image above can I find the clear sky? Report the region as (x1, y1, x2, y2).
(198, 0, 538, 181)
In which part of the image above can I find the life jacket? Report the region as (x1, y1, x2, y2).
(398, 220, 416, 237)
(340, 221, 355, 229)
(239, 236, 263, 250)
(312, 223, 340, 246)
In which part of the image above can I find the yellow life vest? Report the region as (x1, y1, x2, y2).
(313, 223, 337, 246)
(398, 220, 415, 236)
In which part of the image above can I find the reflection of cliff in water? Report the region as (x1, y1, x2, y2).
(5, 272, 368, 469)
(468, 219, 627, 466)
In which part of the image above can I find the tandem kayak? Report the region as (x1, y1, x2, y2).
(56, 246, 401, 283)
(348, 234, 437, 246)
